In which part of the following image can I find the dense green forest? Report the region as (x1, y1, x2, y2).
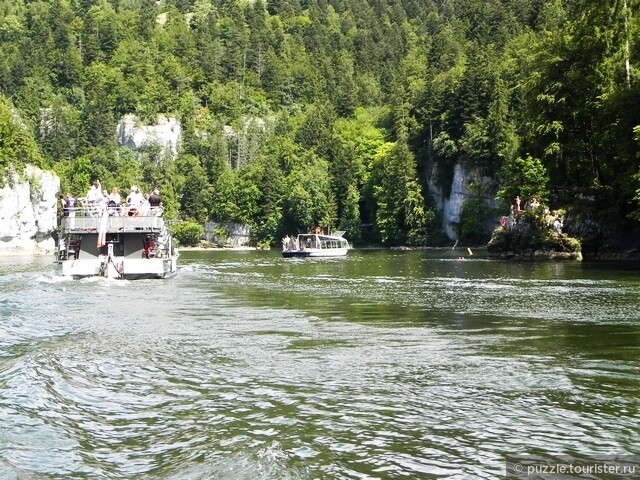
(1, 0, 639, 248)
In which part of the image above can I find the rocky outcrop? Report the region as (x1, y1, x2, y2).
(0, 166, 60, 256)
(487, 210, 582, 260)
(115, 114, 182, 160)
(204, 221, 250, 247)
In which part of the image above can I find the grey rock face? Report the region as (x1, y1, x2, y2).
(0, 166, 60, 256)
(115, 114, 182, 160)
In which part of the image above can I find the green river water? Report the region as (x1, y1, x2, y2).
(0, 249, 638, 479)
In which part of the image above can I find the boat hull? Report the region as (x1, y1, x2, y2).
(59, 256, 178, 280)
(282, 248, 348, 258)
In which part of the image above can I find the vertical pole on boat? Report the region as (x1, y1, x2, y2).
(168, 234, 174, 272)
(106, 243, 114, 278)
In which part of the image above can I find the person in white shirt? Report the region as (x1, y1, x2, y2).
(125, 186, 144, 216)
(85, 180, 101, 217)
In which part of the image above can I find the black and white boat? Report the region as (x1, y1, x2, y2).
(56, 204, 178, 279)
(282, 231, 350, 258)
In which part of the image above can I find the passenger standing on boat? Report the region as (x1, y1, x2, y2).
(139, 192, 150, 216)
(85, 180, 101, 217)
(97, 190, 109, 216)
(102, 189, 110, 210)
(64, 193, 77, 229)
(109, 187, 121, 205)
(282, 235, 292, 251)
(108, 187, 121, 216)
(63, 193, 76, 216)
(125, 186, 143, 216)
(148, 189, 162, 215)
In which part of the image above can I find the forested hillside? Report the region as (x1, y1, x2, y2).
(1, 0, 638, 248)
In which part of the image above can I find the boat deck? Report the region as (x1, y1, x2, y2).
(61, 213, 165, 234)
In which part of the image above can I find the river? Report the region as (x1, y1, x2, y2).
(0, 249, 638, 479)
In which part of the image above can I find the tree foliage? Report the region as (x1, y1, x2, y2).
(0, 94, 45, 183)
(0, 0, 638, 246)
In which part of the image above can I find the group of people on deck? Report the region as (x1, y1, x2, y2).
(282, 228, 325, 251)
(282, 235, 299, 251)
(61, 180, 163, 219)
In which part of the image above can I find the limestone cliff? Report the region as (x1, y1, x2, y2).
(428, 162, 495, 241)
(0, 166, 60, 256)
(115, 114, 182, 160)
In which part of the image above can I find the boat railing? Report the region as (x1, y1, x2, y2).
(61, 204, 165, 233)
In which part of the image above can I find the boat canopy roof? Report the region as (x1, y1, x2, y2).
(297, 233, 349, 248)
(297, 231, 346, 239)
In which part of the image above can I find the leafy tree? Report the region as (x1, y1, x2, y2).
(84, 1, 120, 62)
(372, 134, 431, 245)
(333, 108, 386, 228)
(244, 155, 284, 245)
(496, 154, 550, 210)
(80, 62, 122, 148)
(217, 2, 249, 81)
(172, 220, 204, 246)
(39, 96, 82, 161)
(209, 167, 241, 222)
(177, 154, 212, 223)
(339, 183, 360, 241)
(0, 94, 45, 183)
(282, 151, 336, 234)
(295, 102, 336, 158)
(458, 180, 494, 245)
(631, 126, 640, 221)
(53, 155, 93, 198)
(137, 0, 157, 40)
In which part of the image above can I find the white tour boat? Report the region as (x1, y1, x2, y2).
(56, 204, 179, 279)
(282, 231, 350, 258)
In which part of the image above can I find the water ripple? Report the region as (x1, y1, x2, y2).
(0, 251, 638, 478)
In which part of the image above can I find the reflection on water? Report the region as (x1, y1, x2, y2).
(0, 250, 638, 479)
